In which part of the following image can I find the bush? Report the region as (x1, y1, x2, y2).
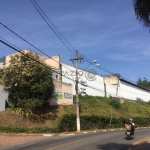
(0, 126, 57, 133)
(0, 116, 150, 133)
(108, 97, 121, 109)
(136, 98, 144, 105)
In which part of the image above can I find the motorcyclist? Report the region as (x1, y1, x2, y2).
(127, 118, 135, 135)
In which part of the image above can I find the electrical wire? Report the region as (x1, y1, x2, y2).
(31, 0, 77, 52)
(95, 80, 150, 96)
(1, 23, 149, 97)
(0, 38, 74, 82)
(30, 0, 75, 56)
(0, 22, 77, 73)
(30, 0, 140, 84)
(1, 30, 148, 97)
(1, 38, 141, 100)
(30, 0, 113, 73)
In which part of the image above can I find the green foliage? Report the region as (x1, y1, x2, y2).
(56, 114, 150, 132)
(3, 51, 54, 115)
(133, 0, 150, 29)
(136, 77, 150, 90)
(65, 95, 150, 118)
(136, 97, 144, 105)
(0, 115, 150, 133)
(0, 68, 4, 84)
(0, 126, 57, 133)
(1, 94, 150, 133)
(57, 114, 76, 132)
(108, 96, 122, 109)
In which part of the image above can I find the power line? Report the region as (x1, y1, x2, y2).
(0, 22, 77, 74)
(30, 0, 75, 55)
(95, 80, 150, 96)
(0, 22, 115, 95)
(30, 0, 113, 73)
(1, 30, 148, 97)
(0, 38, 75, 82)
(30, 0, 140, 84)
(31, 0, 76, 52)
(2, 37, 150, 100)
(0, 38, 133, 100)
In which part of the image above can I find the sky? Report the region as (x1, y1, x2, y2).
(0, 0, 150, 83)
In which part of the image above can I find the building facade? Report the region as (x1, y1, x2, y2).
(2, 49, 150, 109)
(61, 63, 150, 102)
(2, 50, 73, 109)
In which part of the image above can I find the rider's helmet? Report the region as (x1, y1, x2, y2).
(128, 118, 133, 122)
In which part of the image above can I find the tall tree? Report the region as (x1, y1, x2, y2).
(133, 0, 150, 29)
(3, 51, 54, 115)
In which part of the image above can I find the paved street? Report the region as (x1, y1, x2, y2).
(0, 128, 150, 150)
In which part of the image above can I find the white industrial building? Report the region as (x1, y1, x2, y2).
(1, 49, 150, 112)
(61, 62, 150, 102)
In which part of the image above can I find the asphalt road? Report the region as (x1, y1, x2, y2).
(2, 128, 150, 150)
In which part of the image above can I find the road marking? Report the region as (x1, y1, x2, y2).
(83, 132, 87, 134)
(103, 130, 107, 131)
(63, 134, 75, 136)
(43, 134, 53, 137)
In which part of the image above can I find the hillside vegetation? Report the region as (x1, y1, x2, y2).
(65, 95, 150, 117)
(0, 95, 150, 129)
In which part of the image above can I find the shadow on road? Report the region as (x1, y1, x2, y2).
(96, 142, 132, 150)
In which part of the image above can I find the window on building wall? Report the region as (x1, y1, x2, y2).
(52, 71, 61, 81)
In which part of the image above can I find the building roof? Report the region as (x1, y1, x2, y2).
(119, 78, 150, 92)
(61, 65, 150, 92)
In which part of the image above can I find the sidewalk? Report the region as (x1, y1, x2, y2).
(132, 136, 150, 150)
(0, 133, 47, 146)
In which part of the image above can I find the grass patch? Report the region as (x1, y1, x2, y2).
(1, 95, 150, 131)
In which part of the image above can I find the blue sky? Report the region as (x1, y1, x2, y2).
(0, 0, 150, 82)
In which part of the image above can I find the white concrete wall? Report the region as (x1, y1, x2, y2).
(61, 62, 150, 102)
(61, 63, 104, 97)
(0, 85, 8, 111)
(0, 63, 4, 69)
(49, 80, 73, 105)
(118, 80, 150, 102)
(105, 84, 118, 97)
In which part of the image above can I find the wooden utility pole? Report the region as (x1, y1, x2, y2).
(70, 50, 84, 132)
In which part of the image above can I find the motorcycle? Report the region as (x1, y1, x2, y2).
(125, 124, 134, 140)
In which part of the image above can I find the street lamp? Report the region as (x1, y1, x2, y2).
(85, 60, 100, 70)
(87, 63, 100, 70)
(92, 60, 97, 63)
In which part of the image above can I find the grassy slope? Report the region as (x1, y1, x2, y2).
(64, 95, 150, 118)
(0, 95, 150, 127)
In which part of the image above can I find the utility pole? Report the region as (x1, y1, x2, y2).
(70, 50, 84, 132)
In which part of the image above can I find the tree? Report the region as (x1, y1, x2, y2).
(0, 68, 4, 84)
(3, 51, 54, 116)
(136, 77, 150, 89)
(133, 0, 150, 29)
